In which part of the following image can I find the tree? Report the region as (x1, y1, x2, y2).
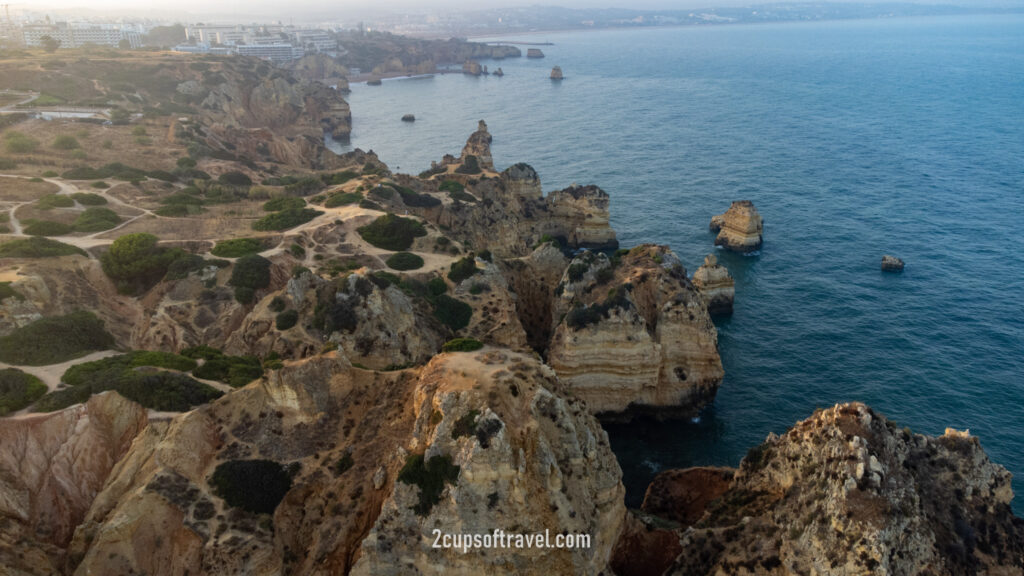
(100, 233, 183, 295)
(40, 35, 61, 53)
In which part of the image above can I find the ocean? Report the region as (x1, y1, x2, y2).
(330, 15, 1024, 511)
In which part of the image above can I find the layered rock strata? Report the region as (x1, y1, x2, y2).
(460, 119, 494, 170)
(692, 253, 735, 316)
(710, 200, 763, 253)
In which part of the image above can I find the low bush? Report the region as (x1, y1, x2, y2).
(72, 192, 107, 204)
(61, 163, 147, 181)
(0, 311, 114, 365)
(427, 276, 448, 296)
(438, 180, 464, 193)
(397, 453, 460, 516)
(218, 171, 252, 187)
(262, 197, 306, 212)
(313, 296, 357, 334)
(101, 233, 186, 295)
(4, 131, 39, 154)
(211, 238, 268, 258)
(321, 170, 358, 186)
(147, 170, 176, 182)
(432, 294, 473, 331)
(564, 285, 633, 331)
(283, 177, 324, 196)
(62, 351, 197, 387)
(390, 184, 441, 208)
(359, 199, 382, 211)
(442, 338, 483, 353)
(275, 309, 299, 330)
(0, 369, 47, 415)
(251, 208, 322, 231)
(324, 191, 362, 207)
(35, 194, 75, 210)
(73, 207, 121, 233)
(386, 251, 424, 271)
(52, 135, 80, 150)
(229, 254, 271, 303)
(357, 214, 427, 251)
(210, 459, 292, 514)
(0, 282, 22, 302)
(447, 256, 479, 284)
(183, 346, 264, 387)
(455, 154, 481, 174)
(24, 220, 73, 236)
(0, 237, 85, 258)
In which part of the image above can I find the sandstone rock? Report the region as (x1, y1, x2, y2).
(609, 511, 682, 576)
(462, 59, 483, 76)
(351, 350, 626, 575)
(527, 48, 545, 58)
(551, 66, 564, 80)
(882, 254, 905, 272)
(0, 392, 148, 574)
(502, 162, 543, 200)
(547, 246, 723, 416)
(547, 185, 618, 250)
(661, 402, 1024, 575)
(284, 53, 350, 92)
(640, 466, 734, 526)
(710, 200, 763, 253)
(460, 119, 494, 171)
(692, 253, 735, 316)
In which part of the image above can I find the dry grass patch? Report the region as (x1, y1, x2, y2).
(0, 176, 59, 202)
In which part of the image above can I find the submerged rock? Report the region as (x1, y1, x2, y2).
(692, 253, 735, 316)
(710, 200, 763, 253)
(882, 254, 905, 272)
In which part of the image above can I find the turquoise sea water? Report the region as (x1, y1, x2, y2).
(331, 15, 1024, 511)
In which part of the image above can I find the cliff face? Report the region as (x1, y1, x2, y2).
(692, 253, 735, 316)
(61, 350, 625, 576)
(547, 246, 724, 416)
(0, 392, 148, 575)
(629, 403, 1024, 576)
(710, 200, 763, 253)
(460, 120, 494, 171)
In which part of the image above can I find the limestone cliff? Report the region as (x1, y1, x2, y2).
(547, 246, 723, 416)
(710, 200, 763, 253)
(692, 253, 735, 316)
(284, 53, 350, 92)
(0, 392, 148, 575)
(629, 403, 1024, 576)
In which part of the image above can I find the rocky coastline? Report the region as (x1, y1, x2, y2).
(0, 115, 1019, 576)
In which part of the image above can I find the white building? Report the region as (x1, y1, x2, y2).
(293, 30, 337, 52)
(236, 43, 303, 62)
(22, 23, 138, 49)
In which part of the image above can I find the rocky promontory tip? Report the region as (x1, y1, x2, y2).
(881, 254, 905, 272)
(710, 200, 763, 253)
(692, 253, 735, 316)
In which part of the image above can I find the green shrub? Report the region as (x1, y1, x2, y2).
(567, 262, 589, 283)
(324, 191, 362, 207)
(24, 220, 73, 236)
(0, 237, 85, 258)
(252, 208, 322, 231)
(211, 238, 268, 258)
(229, 254, 271, 303)
(390, 184, 441, 208)
(0, 282, 23, 302)
(438, 180, 464, 193)
(183, 346, 263, 387)
(283, 176, 324, 196)
(61, 163, 147, 181)
(101, 233, 185, 295)
(36, 194, 75, 210)
(432, 294, 472, 331)
(73, 207, 121, 233)
(477, 249, 492, 262)
(218, 171, 252, 187)
(42, 171, 59, 178)
(262, 197, 306, 212)
(397, 453, 460, 516)
(155, 204, 200, 217)
(4, 131, 39, 154)
(275, 309, 299, 330)
(62, 351, 197, 387)
(52, 135, 80, 150)
(176, 157, 196, 168)
(386, 252, 424, 271)
(0, 369, 47, 415)
(0, 311, 114, 365)
(147, 170, 176, 182)
(210, 459, 292, 514)
(335, 453, 354, 475)
(359, 199, 382, 211)
(442, 338, 483, 353)
(321, 170, 358, 186)
(427, 277, 448, 296)
(564, 285, 633, 331)
(313, 297, 357, 334)
(0, 159, 16, 170)
(451, 409, 480, 438)
(455, 155, 481, 174)
(357, 214, 427, 251)
(73, 192, 108, 204)
(269, 296, 287, 312)
(447, 256, 479, 284)
(469, 283, 488, 295)
(289, 243, 305, 258)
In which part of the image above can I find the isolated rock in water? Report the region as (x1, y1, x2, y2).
(881, 254, 905, 272)
(527, 48, 545, 58)
(0, 392, 148, 574)
(460, 119, 494, 170)
(550, 66, 564, 80)
(493, 67, 504, 76)
(660, 402, 1024, 575)
(366, 76, 382, 85)
(692, 253, 735, 316)
(401, 114, 415, 122)
(547, 246, 723, 415)
(462, 59, 483, 76)
(710, 200, 763, 253)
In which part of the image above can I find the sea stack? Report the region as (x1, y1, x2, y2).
(459, 120, 494, 171)
(401, 114, 415, 122)
(493, 67, 504, 76)
(527, 48, 545, 58)
(881, 255, 905, 272)
(550, 66, 564, 80)
(462, 60, 483, 76)
(709, 200, 763, 253)
(692, 253, 735, 316)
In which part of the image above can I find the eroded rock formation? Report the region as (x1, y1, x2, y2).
(692, 253, 735, 316)
(710, 200, 763, 253)
(460, 119, 494, 170)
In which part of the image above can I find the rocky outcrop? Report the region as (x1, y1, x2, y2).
(462, 60, 483, 76)
(882, 254, 905, 272)
(710, 200, 763, 253)
(0, 392, 148, 575)
(640, 467, 734, 525)
(547, 246, 723, 415)
(527, 49, 545, 58)
(401, 113, 415, 122)
(655, 403, 1024, 575)
(502, 162, 543, 200)
(460, 119, 494, 171)
(550, 66, 564, 80)
(547, 185, 618, 250)
(284, 53, 350, 92)
(351, 349, 626, 575)
(692, 253, 735, 316)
